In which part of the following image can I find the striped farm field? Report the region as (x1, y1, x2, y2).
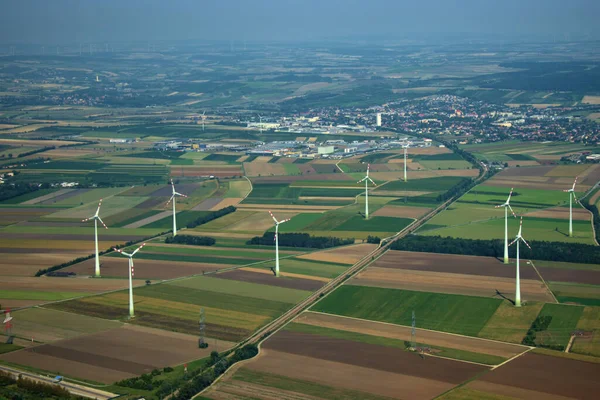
(313, 286, 502, 337)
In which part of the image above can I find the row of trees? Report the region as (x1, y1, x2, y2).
(186, 206, 236, 229)
(0, 371, 73, 399)
(165, 235, 216, 246)
(391, 235, 600, 264)
(35, 230, 171, 276)
(247, 232, 354, 249)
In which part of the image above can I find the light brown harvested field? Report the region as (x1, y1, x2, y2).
(494, 166, 555, 178)
(191, 197, 222, 211)
(42, 149, 99, 158)
(410, 147, 452, 155)
(467, 381, 575, 400)
(249, 349, 456, 400)
(0, 324, 234, 384)
(350, 267, 554, 302)
(590, 189, 600, 205)
(214, 269, 324, 291)
(0, 239, 113, 250)
(582, 95, 600, 104)
(525, 207, 590, 221)
(241, 267, 330, 282)
(0, 276, 142, 293)
(545, 164, 592, 177)
(297, 244, 376, 265)
(228, 211, 297, 232)
(209, 198, 242, 210)
(480, 352, 600, 400)
(0, 299, 42, 308)
(173, 167, 243, 178)
(0, 232, 146, 242)
(0, 252, 91, 276)
(0, 139, 81, 147)
(372, 205, 431, 219)
(433, 169, 480, 177)
(296, 312, 526, 358)
(368, 171, 413, 181)
(243, 162, 286, 177)
(64, 257, 226, 280)
(406, 161, 427, 170)
(579, 164, 600, 187)
(373, 251, 540, 280)
(21, 188, 73, 205)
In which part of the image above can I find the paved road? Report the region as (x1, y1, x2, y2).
(0, 365, 117, 399)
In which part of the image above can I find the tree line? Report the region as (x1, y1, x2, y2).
(391, 235, 600, 264)
(186, 206, 236, 229)
(247, 232, 354, 249)
(165, 235, 215, 246)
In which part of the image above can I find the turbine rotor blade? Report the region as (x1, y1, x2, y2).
(131, 242, 146, 256)
(268, 210, 278, 223)
(358, 176, 368, 183)
(166, 194, 175, 205)
(368, 177, 376, 185)
(521, 237, 532, 249)
(82, 216, 92, 222)
(174, 192, 188, 198)
(507, 188, 513, 203)
(508, 237, 518, 247)
(97, 216, 108, 229)
(280, 218, 291, 224)
(572, 176, 578, 191)
(508, 204, 516, 218)
(95, 198, 103, 215)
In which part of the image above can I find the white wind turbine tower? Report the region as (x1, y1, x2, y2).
(201, 110, 206, 131)
(82, 199, 108, 277)
(402, 144, 409, 182)
(509, 217, 531, 308)
(358, 164, 376, 219)
(166, 179, 187, 236)
(269, 211, 290, 277)
(114, 243, 145, 318)
(495, 188, 517, 264)
(563, 177, 578, 237)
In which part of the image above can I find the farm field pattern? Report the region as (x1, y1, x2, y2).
(1, 118, 600, 399)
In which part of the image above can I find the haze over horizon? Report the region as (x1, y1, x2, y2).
(1, 0, 599, 45)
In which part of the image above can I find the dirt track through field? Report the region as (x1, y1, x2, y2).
(296, 312, 526, 358)
(351, 267, 554, 302)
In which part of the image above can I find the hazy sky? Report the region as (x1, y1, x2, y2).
(1, 0, 598, 44)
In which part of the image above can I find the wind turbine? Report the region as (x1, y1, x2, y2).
(495, 188, 517, 264)
(82, 199, 108, 277)
(563, 177, 578, 237)
(113, 243, 145, 318)
(166, 179, 187, 236)
(269, 211, 290, 277)
(402, 144, 409, 182)
(201, 110, 206, 131)
(509, 217, 531, 308)
(358, 164, 376, 219)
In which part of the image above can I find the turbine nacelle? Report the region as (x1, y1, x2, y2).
(82, 199, 108, 229)
(166, 179, 188, 205)
(509, 217, 531, 249)
(494, 188, 516, 217)
(358, 164, 376, 185)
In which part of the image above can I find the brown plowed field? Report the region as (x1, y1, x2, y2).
(351, 267, 554, 302)
(373, 251, 539, 280)
(123, 210, 171, 228)
(65, 257, 225, 279)
(525, 207, 590, 221)
(243, 162, 286, 177)
(264, 330, 487, 383)
(467, 381, 575, 400)
(0, 252, 91, 276)
(536, 266, 600, 285)
(480, 352, 600, 400)
(297, 244, 377, 265)
(0, 232, 146, 242)
(214, 269, 324, 291)
(372, 205, 432, 219)
(0, 324, 233, 383)
(249, 349, 456, 400)
(21, 188, 73, 204)
(296, 312, 526, 358)
(251, 174, 353, 184)
(210, 198, 242, 210)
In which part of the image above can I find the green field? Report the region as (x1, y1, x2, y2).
(167, 276, 312, 303)
(421, 215, 595, 244)
(312, 286, 502, 337)
(333, 215, 412, 233)
(243, 183, 361, 205)
(0, 188, 60, 204)
(535, 303, 584, 348)
(105, 250, 264, 266)
(273, 258, 350, 278)
(478, 301, 545, 343)
(549, 282, 600, 306)
(52, 187, 128, 206)
(379, 176, 468, 192)
(46, 195, 149, 220)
